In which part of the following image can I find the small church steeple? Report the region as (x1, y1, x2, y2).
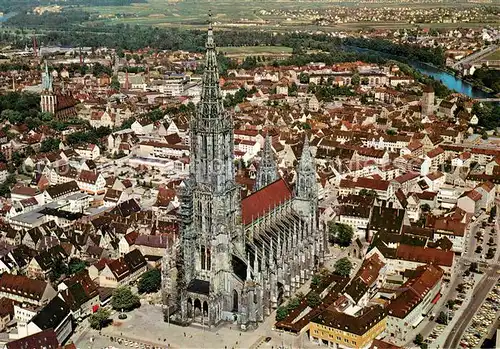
(42, 61, 53, 92)
(254, 133, 278, 191)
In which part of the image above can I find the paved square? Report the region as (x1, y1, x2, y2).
(74, 304, 314, 349)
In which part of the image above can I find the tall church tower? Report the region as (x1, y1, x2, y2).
(174, 13, 244, 326)
(254, 134, 278, 191)
(421, 85, 435, 116)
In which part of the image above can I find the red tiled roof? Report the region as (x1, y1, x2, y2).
(340, 177, 390, 191)
(135, 234, 171, 249)
(0, 297, 15, 317)
(6, 329, 59, 349)
(432, 217, 467, 237)
(388, 264, 443, 319)
(92, 258, 112, 271)
(393, 171, 419, 184)
(124, 231, 139, 246)
(465, 190, 482, 202)
(396, 245, 453, 267)
(78, 170, 99, 184)
(427, 147, 444, 159)
(107, 258, 130, 281)
(241, 178, 292, 225)
(0, 273, 48, 301)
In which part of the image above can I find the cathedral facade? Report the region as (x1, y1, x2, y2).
(162, 21, 325, 330)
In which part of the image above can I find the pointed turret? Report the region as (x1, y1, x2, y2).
(254, 133, 278, 191)
(42, 61, 53, 92)
(246, 253, 252, 281)
(295, 135, 316, 200)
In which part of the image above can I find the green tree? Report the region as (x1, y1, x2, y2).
(51, 261, 69, 282)
(469, 262, 479, 273)
(68, 258, 87, 275)
(359, 189, 378, 198)
(337, 224, 354, 247)
(40, 112, 53, 122)
(287, 297, 300, 311)
(334, 257, 353, 277)
(489, 205, 496, 222)
(110, 75, 120, 90)
(299, 73, 309, 84)
(138, 269, 161, 294)
(436, 311, 448, 325)
(328, 223, 354, 247)
(276, 306, 288, 321)
(414, 334, 424, 346)
(89, 308, 111, 330)
(306, 291, 321, 308)
(112, 287, 140, 312)
(351, 73, 360, 86)
(311, 274, 321, 288)
(40, 138, 60, 153)
(421, 204, 431, 212)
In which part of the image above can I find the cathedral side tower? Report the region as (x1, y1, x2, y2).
(294, 135, 317, 205)
(254, 134, 278, 192)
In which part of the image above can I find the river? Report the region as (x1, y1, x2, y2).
(410, 61, 491, 99)
(0, 12, 17, 23)
(345, 45, 492, 99)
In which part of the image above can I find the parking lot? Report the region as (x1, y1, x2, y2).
(459, 282, 500, 348)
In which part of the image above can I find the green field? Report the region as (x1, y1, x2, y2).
(80, 0, 497, 30)
(483, 48, 500, 62)
(218, 46, 292, 55)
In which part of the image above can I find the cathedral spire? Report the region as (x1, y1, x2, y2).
(42, 61, 53, 92)
(197, 10, 223, 122)
(190, 12, 235, 190)
(298, 135, 311, 170)
(254, 133, 278, 191)
(207, 10, 214, 47)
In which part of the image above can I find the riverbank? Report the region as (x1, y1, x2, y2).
(343, 45, 493, 99)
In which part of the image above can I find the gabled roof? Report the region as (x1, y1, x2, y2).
(388, 264, 443, 319)
(123, 231, 139, 246)
(6, 329, 59, 349)
(107, 258, 130, 281)
(45, 181, 80, 199)
(396, 245, 453, 267)
(0, 273, 47, 301)
(30, 296, 70, 331)
(123, 249, 146, 273)
(60, 271, 99, 311)
(0, 297, 15, 317)
(312, 305, 387, 336)
(110, 199, 141, 217)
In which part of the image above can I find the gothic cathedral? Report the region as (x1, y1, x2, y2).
(162, 20, 325, 330)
